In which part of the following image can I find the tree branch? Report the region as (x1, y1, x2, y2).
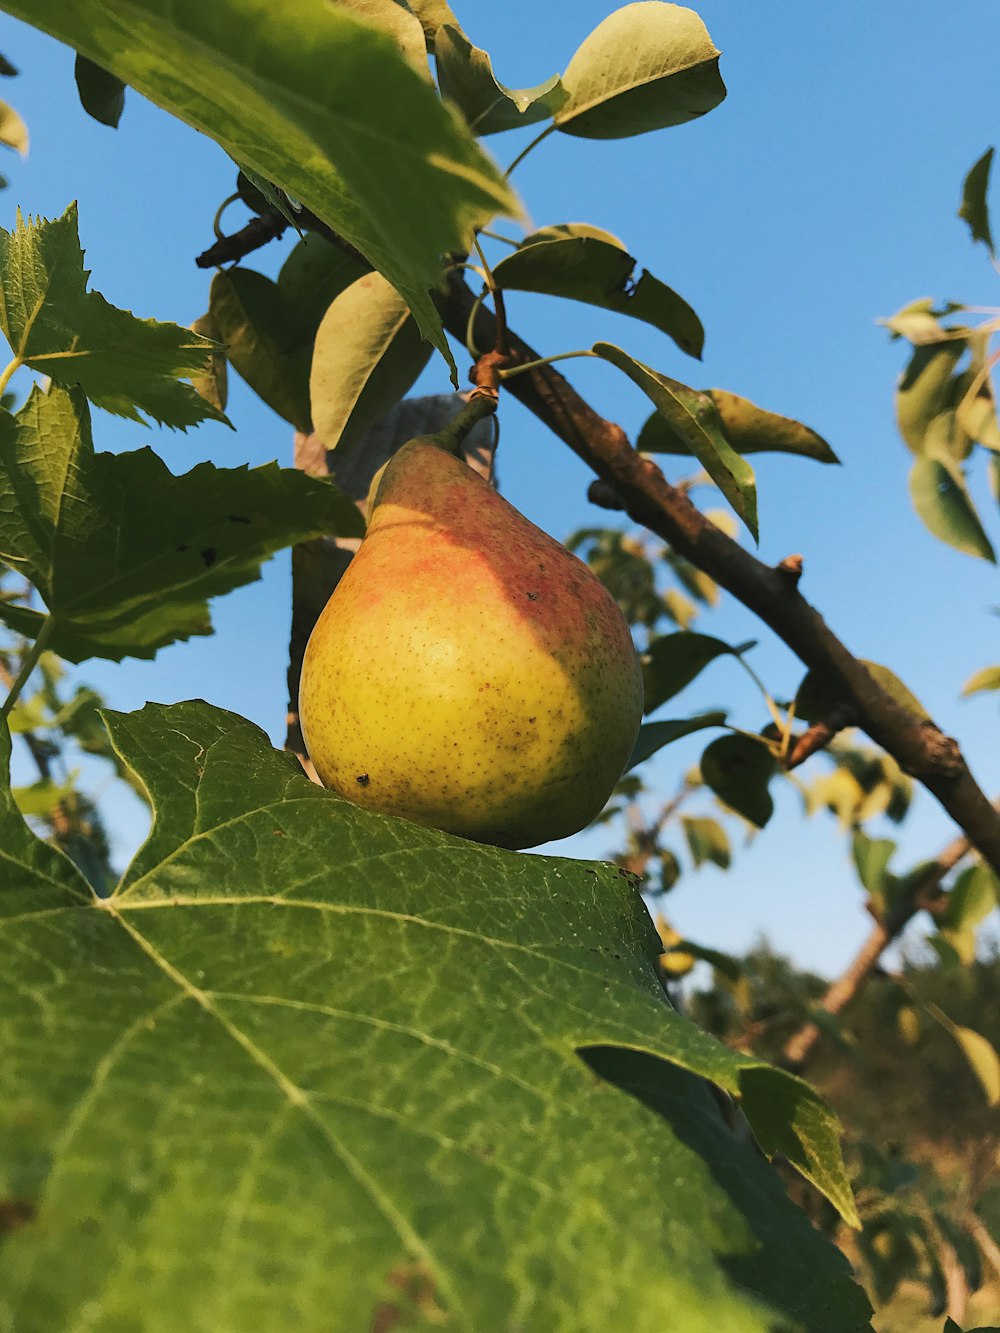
(440, 273, 1000, 877)
(779, 823, 973, 1072)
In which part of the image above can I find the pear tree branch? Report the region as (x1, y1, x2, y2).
(440, 273, 1000, 878)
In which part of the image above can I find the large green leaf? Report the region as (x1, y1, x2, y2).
(643, 632, 755, 714)
(593, 343, 758, 536)
(909, 454, 995, 563)
(310, 272, 432, 452)
(0, 700, 869, 1330)
(6, 0, 520, 371)
(0, 384, 364, 662)
(958, 147, 995, 257)
(639, 389, 839, 462)
(494, 224, 703, 358)
(0, 206, 223, 429)
(434, 25, 565, 135)
(555, 1, 726, 139)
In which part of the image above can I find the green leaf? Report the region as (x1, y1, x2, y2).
(669, 939, 742, 981)
(0, 205, 224, 429)
(962, 664, 1000, 697)
(277, 234, 366, 341)
(555, 1, 726, 140)
(434, 25, 565, 134)
(8, 0, 519, 373)
(494, 225, 703, 358)
(0, 383, 364, 662)
(851, 831, 896, 897)
(880, 297, 956, 345)
(332, 0, 430, 75)
(682, 814, 731, 870)
(700, 733, 775, 829)
(909, 454, 996, 563)
(73, 53, 125, 128)
(640, 389, 839, 463)
(940, 863, 999, 933)
(593, 343, 758, 537)
(0, 700, 870, 1329)
(188, 310, 228, 415)
(626, 710, 727, 771)
(409, 0, 461, 46)
(0, 97, 27, 154)
(896, 340, 966, 453)
(925, 1004, 1000, 1106)
(795, 658, 929, 725)
(310, 273, 432, 452)
(740, 1067, 861, 1230)
(0, 54, 19, 77)
(958, 147, 995, 257)
(12, 774, 77, 818)
(642, 632, 755, 714)
(209, 268, 313, 432)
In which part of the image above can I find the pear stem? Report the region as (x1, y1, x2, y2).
(431, 390, 498, 459)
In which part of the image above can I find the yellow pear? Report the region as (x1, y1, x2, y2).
(299, 438, 643, 849)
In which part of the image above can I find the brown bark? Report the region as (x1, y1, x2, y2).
(440, 275, 1000, 878)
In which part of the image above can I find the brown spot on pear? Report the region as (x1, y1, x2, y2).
(299, 439, 643, 849)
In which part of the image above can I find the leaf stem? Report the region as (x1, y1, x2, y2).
(211, 192, 243, 243)
(472, 235, 508, 355)
(733, 652, 785, 734)
(504, 123, 556, 177)
(465, 286, 489, 358)
(478, 228, 521, 247)
(1, 615, 55, 721)
(0, 356, 22, 398)
(499, 350, 598, 380)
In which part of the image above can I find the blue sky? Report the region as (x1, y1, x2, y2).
(2, 2, 1000, 977)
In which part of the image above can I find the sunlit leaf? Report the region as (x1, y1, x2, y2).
(895, 341, 966, 453)
(494, 225, 703, 358)
(909, 454, 995, 563)
(310, 272, 432, 452)
(962, 664, 1000, 697)
(926, 1004, 1000, 1105)
(435, 25, 565, 134)
(0, 97, 27, 153)
(639, 390, 839, 463)
(0, 205, 224, 429)
(593, 343, 758, 536)
(0, 384, 364, 662)
(556, 2, 726, 140)
(851, 831, 896, 897)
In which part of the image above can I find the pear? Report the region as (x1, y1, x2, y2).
(299, 437, 643, 849)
